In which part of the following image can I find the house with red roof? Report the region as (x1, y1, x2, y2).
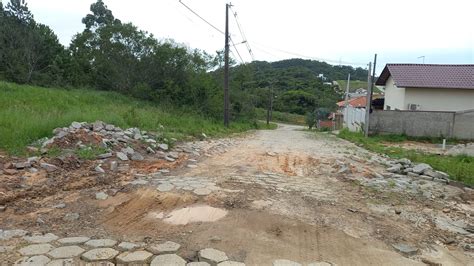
(375, 64, 474, 111)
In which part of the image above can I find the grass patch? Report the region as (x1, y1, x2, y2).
(255, 108, 305, 125)
(0, 81, 265, 154)
(75, 146, 109, 160)
(337, 129, 474, 186)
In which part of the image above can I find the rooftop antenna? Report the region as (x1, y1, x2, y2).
(417, 56, 425, 64)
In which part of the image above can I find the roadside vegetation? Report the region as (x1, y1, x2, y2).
(0, 82, 271, 155)
(255, 108, 305, 125)
(338, 129, 474, 186)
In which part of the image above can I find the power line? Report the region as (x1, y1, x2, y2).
(178, 0, 224, 35)
(178, 0, 244, 64)
(229, 6, 255, 61)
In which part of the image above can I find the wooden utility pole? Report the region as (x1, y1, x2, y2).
(344, 73, 351, 127)
(223, 3, 231, 127)
(266, 85, 274, 125)
(364, 53, 377, 137)
(364, 62, 372, 137)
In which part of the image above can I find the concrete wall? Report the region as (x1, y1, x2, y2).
(453, 110, 474, 139)
(383, 76, 406, 110)
(405, 87, 474, 111)
(370, 110, 474, 139)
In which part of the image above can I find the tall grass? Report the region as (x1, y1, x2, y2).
(255, 108, 305, 125)
(0, 82, 261, 154)
(337, 129, 473, 186)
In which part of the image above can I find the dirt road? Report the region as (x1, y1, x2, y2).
(1, 124, 472, 265)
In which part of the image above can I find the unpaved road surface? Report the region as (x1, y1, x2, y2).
(1, 124, 473, 265)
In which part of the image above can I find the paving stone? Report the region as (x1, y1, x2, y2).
(0, 229, 28, 240)
(19, 244, 54, 256)
(193, 188, 212, 196)
(272, 259, 302, 266)
(187, 262, 211, 266)
(131, 180, 148, 185)
(81, 248, 119, 261)
(46, 258, 74, 266)
(218, 261, 246, 266)
(0, 245, 15, 253)
(85, 239, 117, 248)
(23, 233, 59, 243)
(150, 254, 186, 266)
(147, 241, 181, 254)
(116, 250, 153, 263)
(198, 248, 228, 264)
(15, 255, 51, 265)
(57, 236, 90, 245)
(157, 183, 175, 192)
(117, 242, 142, 251)
(48, 246, 85, 259)
(307, 262, 332, 266)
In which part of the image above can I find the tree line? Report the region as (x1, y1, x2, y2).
(0, 0, 367, 120)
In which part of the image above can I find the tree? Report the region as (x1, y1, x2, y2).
(0, 0, 65, 84)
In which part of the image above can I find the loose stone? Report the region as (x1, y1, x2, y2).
(116, 152, 129, 161)
(63, 213, 80, 222)
(95, 192, 108, 200)
(198, 248, 228, 264)
(392, 243, 419, 256)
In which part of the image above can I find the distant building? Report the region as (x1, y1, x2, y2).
(376, 64, 474, 111)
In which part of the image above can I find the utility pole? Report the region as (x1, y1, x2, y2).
(364, 53, 377, 137)
(344, 73, 351, 127)
(223, 3, 231, 127)
(364, 62, 372, 137)
(266, 85, 274, 125)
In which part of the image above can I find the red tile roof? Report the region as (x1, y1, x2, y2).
(376, 64, 474, 89)
(337, 96, 367, 108)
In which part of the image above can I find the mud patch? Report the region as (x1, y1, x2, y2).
(163, 205, 228, 225)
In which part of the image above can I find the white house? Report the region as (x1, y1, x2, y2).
(375, 64, 474, 111)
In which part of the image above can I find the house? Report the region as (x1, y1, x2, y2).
(375, 64, 474, 111)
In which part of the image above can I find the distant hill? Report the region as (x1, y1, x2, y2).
(216, 59, 368, 115)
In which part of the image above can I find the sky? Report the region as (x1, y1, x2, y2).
(26, 0, 474, 74)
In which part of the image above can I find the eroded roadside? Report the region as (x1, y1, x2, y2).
(0, 123, 472, 265)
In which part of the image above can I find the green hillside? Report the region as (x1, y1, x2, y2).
(336, 80, 368, 92)
(0, 82, 270, 154)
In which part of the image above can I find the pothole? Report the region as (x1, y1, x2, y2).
(162, 205, 228, 225)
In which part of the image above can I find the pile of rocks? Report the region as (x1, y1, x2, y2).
(2, 121, 178, 175)
(384, 158, 450, 184)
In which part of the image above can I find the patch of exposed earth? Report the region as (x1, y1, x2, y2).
(1, 123, 473, 265)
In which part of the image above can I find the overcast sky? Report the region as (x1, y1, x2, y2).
(26, 0, 473, 74)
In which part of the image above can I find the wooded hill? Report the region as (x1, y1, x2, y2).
(0, 0, 367, 118)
